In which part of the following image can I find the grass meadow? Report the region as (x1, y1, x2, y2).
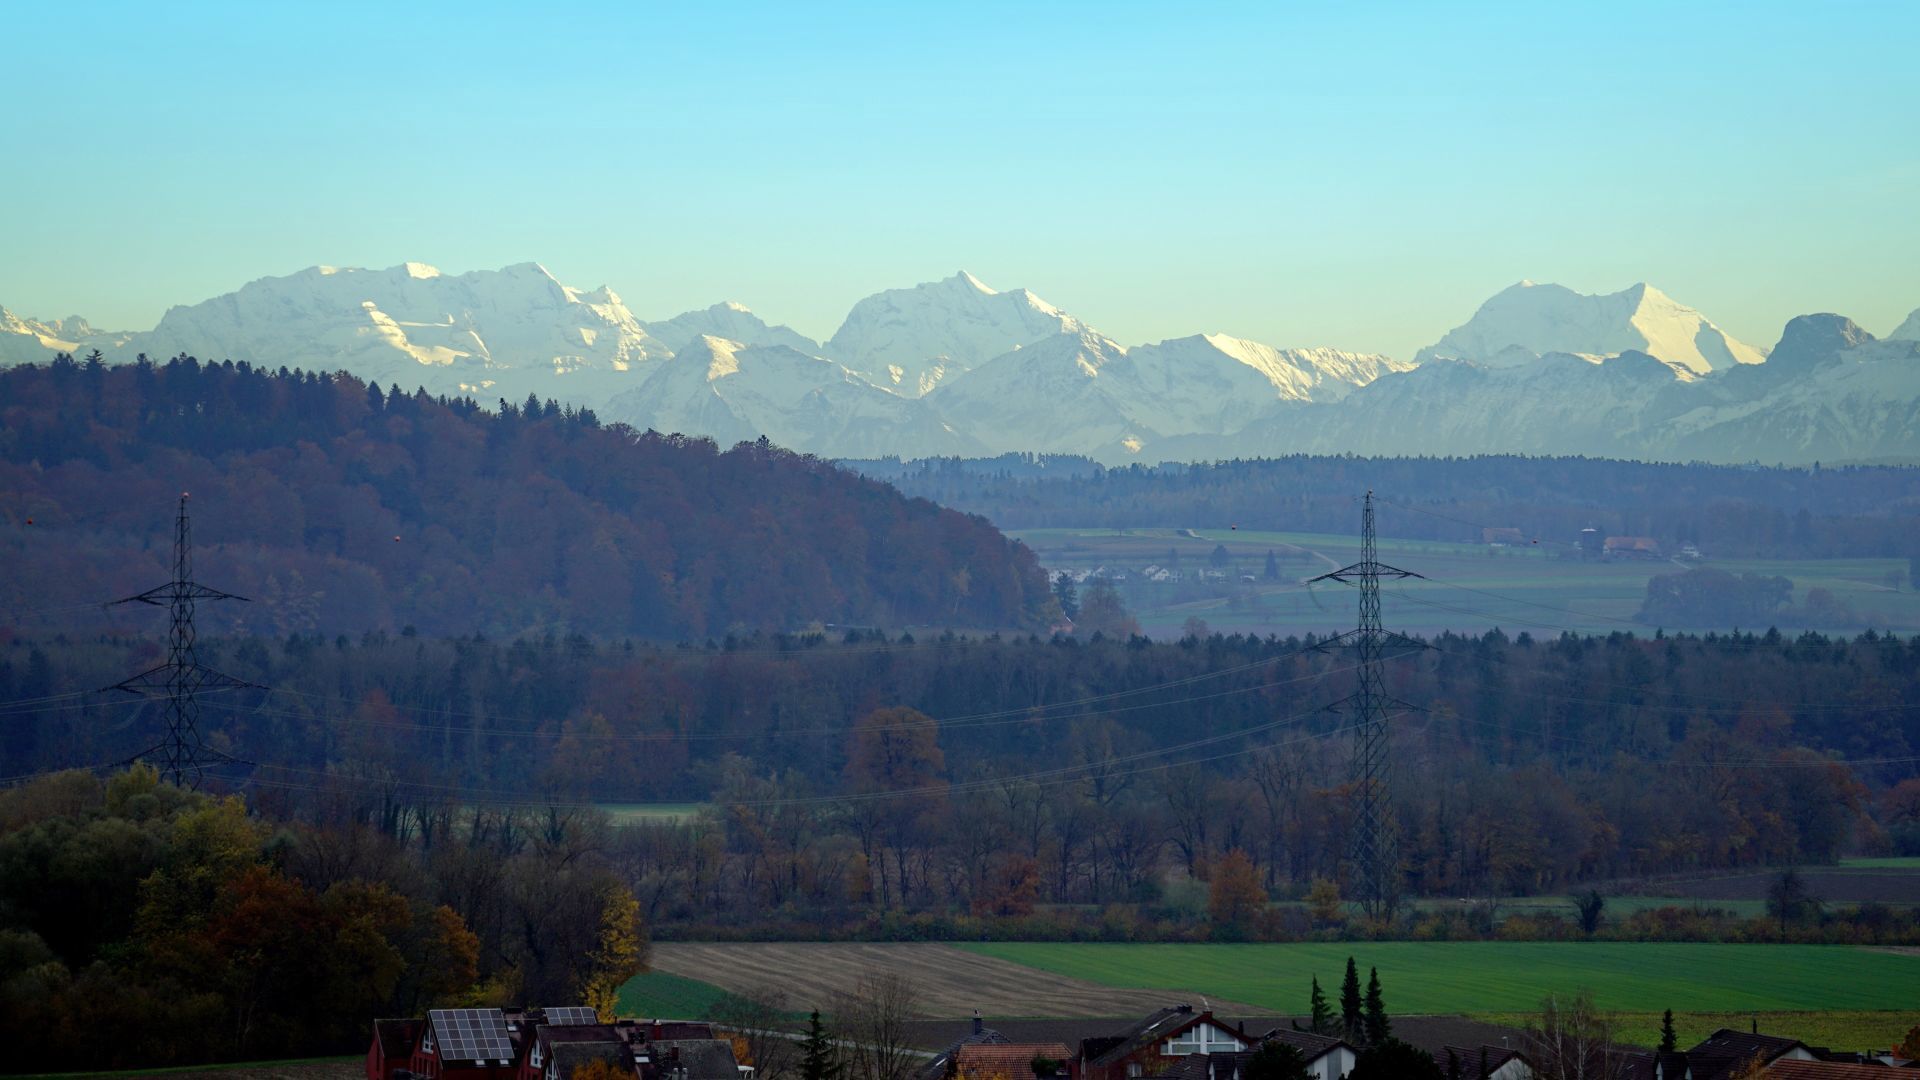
(956, 941, 1920, 1013)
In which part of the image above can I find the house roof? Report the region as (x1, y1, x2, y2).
(1687, 1030, 1812, 1080)
(1764, 1062, 1909, 1079)
(1085, 1006, 1222, 1067)
(1260, 1031, 1350, 1061)
(1439, 1045, 1523, 1077)
(427, 1008, 516, 1063)
(550, 1039, 630, 1079)
(918, 1018, 1012, 1080)
(652, 1038, 742, 1080)
(539, 1024, 626, 1050)
(652, 1021, 717, 1041)
(373, 1018, 422, 1059)
(953, 1042, 1073, 1080)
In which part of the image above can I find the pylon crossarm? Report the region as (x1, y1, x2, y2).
(110, 583, 248, 606)
(1309, 564, 1423, 585)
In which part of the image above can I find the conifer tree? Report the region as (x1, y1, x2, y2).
(1307, 975, 1335, 1036)
(1659, 1009, 1678, 1054)
(1363, 967, 1391, 1046)
(800, 1010, 840, 1080)
(1340, 957, 1364, 1044)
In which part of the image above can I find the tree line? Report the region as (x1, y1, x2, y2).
(0, 766, 645, 1071)
(3, 625, 1913, 941)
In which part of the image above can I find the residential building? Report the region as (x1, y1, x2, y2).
(1074, 1006, 1249, 1080)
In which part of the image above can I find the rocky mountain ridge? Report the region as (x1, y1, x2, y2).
(4, 264, 1916, 464)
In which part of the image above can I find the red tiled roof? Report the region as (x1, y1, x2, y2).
(955, 1042, 1072, 1080)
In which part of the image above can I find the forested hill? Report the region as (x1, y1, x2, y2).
(0, 355, 1051, 638)
(849, 455, 1920, 559)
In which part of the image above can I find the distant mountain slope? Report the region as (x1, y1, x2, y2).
(119, 262, 672, 404)
(822, 271, 1086, 396)
(604, 335, 983, 458)
(1415, 280, 1766, 373)
(1164, 314, 1920, 464)
(643, 301, 820, 356)
(0, 357, 1050, 638)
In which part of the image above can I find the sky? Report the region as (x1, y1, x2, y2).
(1, 1, 1916, 361)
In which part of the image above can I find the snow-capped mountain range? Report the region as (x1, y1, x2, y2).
(4, 262, 1918, 465)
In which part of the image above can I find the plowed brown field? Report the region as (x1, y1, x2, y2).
(650, 942, 1260, 1019)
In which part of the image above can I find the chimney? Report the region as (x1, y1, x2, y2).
(974, 1010, 983, 1036)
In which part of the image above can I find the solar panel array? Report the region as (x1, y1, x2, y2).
(428, 1008, 514, 1062)
(545, 1006, 600, 1026)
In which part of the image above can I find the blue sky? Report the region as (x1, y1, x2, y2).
(2, 1, 1915, 359)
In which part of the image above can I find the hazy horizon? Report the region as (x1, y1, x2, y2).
(3, 1, 1917, 360)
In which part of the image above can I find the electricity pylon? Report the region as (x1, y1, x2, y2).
(109, 494, 252, 788)
(1310, 491, 1424, 919)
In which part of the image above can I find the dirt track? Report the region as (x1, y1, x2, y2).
(652, 942, 1260, 1019)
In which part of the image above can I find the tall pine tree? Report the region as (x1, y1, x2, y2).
(1658, 1009, 1678, 1054)
(1340, 957, 1364, 1044)
(800, 1010, 840, 1080)
(1305, 972, 1336, 1030)
(1363, 967, 1391, 1046)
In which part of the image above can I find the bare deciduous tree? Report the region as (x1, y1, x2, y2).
(832, 969, 923, 1080)
(713, 987, 799, 1080)
(1524, 990, 1627, 1080)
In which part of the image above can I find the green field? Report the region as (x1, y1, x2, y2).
(1842, 856, 1920, 869)
(597, 802, 707, 825)
(1010, 526, 1920, 638)
(618, 969, 740, 1018)
(957, 942, 1920, 1014)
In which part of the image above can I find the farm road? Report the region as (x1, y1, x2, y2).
(651, 942, 1261, 1018)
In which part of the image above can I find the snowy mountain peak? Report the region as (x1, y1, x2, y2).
(1416, 280, 1766, 374)
(98, 262, 670, 398)
(1891, 307, 1920, 342)
(824, 271, 1087, 397)
(947, 270, 995, 295)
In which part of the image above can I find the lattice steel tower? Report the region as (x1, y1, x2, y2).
(110, 495, 251, 788)
(1310, 491, 1423, 918)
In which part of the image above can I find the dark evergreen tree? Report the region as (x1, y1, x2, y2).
(1658, 1009, 1678, 1054)
(1363, 966, 1391, 1045)
(1242, 1041, 1312, 1080)
(1264, 550, 1280, 580)
(1340, 956, 1363, 1044)
(799, 1010, 840, 1080)
(1307, 975, 1335, 1036)
(1349, 1040, 1443, 1080)
(1053, 571, 1080, 620)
